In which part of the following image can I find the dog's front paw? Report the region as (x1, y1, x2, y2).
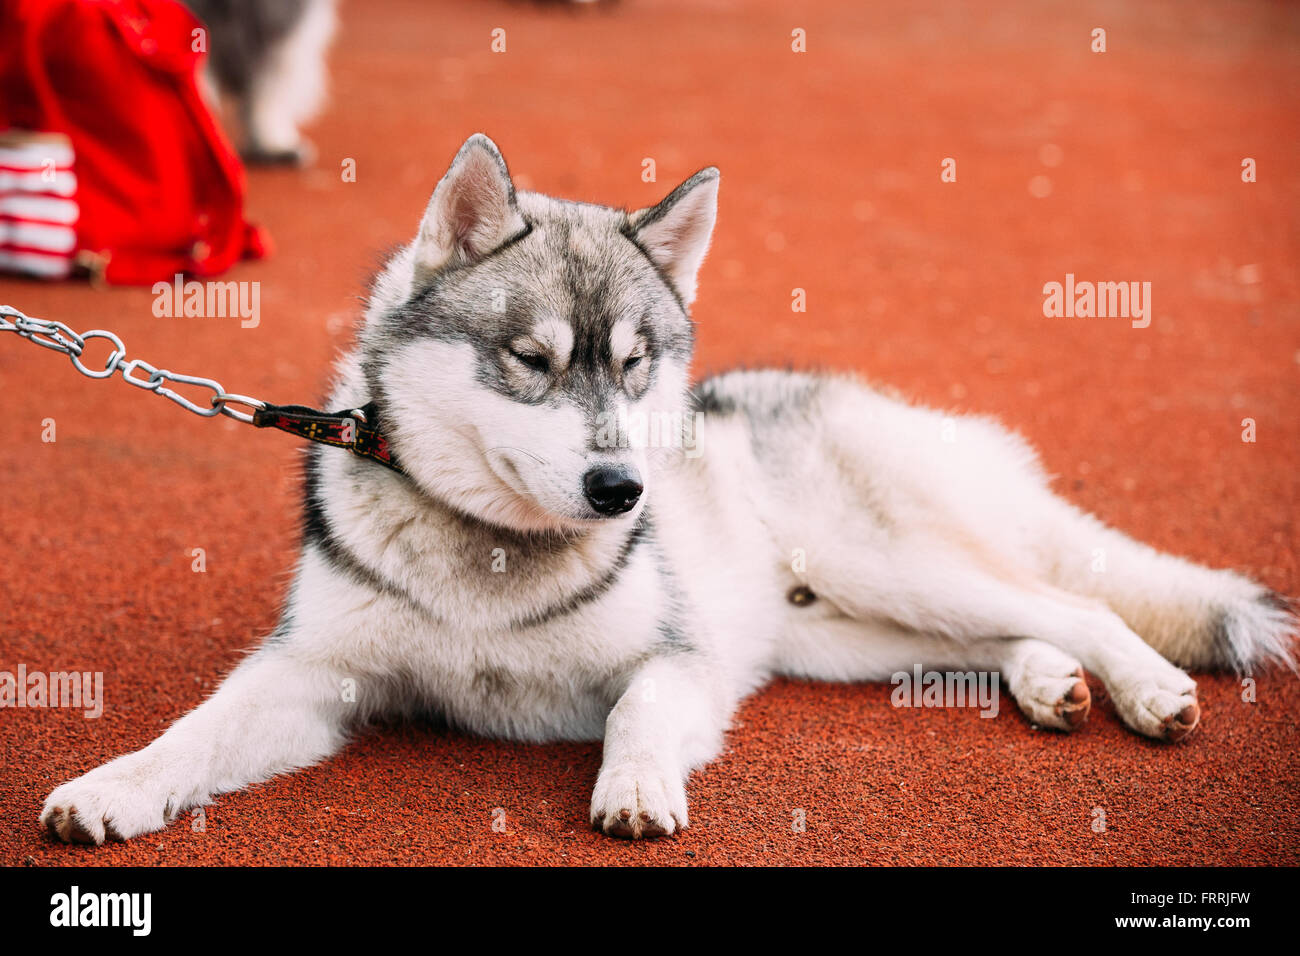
(41, 758, 183, 845)
(590, 758, 688, 839)
(1110, 670, 1200, 742)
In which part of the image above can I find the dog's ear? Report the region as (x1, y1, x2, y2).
(412, 134, 525, 283)
(628, 167, 720, 306)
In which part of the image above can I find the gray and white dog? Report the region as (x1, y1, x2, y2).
(42, 135, 1295, 843)
(185, 0, 337, 164)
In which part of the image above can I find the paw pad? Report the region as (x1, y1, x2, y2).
(1162, 700, 1200, 742)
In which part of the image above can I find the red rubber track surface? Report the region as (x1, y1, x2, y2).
(1, 0, 1297, 865)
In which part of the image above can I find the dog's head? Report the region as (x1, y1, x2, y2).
(362, 134, 719, 533)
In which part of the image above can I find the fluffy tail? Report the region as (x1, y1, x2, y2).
(1047, 510, 1298, 674)
(1212, 588, 1298, 675)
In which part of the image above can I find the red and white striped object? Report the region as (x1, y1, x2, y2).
(0, 131, 78, 279)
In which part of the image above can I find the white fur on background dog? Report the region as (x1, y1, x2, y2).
(245, 0, 336, 156)
(191, 0, 338, 162)
(42, 135, 1295, 845)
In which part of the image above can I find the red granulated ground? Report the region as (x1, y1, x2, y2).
(1, 0, 1297, 866)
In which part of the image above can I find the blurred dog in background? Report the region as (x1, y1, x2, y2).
(183, 0, 611, 166)
(185, 0, 338, 165)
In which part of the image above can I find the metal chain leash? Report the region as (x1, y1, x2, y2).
(0, 303, 267, 424)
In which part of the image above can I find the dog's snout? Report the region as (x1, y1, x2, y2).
(583, 467, 643, 516)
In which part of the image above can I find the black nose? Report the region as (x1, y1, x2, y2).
(583, 467, 643, 516)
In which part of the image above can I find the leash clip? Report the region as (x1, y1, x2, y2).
(211, 392, 268, 425)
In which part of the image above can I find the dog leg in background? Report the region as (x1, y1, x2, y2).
(243, 0, 337, 164)
(590, 655, 729, 839)
(41, 645, 353, 844)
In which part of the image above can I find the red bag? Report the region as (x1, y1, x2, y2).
(0, 0, 269, 284)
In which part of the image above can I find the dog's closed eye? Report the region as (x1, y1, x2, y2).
(509, 349, 550, 374)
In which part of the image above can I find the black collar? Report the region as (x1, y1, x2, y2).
(251, 401, 403, 474)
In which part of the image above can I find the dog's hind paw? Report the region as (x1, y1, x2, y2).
(1110, 671, 1201, 742)
(590, 758, 688, 839)
(1005, 642, 1091, 732)
(1018, 667, 1092, 732)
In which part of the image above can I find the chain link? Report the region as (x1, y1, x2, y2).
(0, 304, 267, 424)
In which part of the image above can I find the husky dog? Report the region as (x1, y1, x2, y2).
(185, 0, 338, 164)
(42, 135, 1295, 843)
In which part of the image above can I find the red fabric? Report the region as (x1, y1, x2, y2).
(0, 0, 269, 284)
